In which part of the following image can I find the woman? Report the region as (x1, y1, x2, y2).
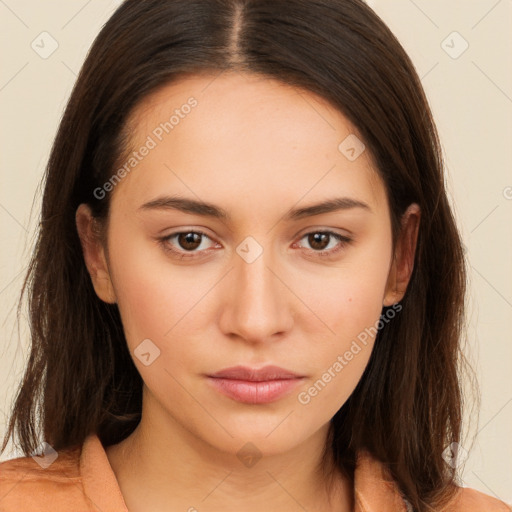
(0, 0, 510, 510)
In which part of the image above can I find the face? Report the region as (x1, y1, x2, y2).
(77, 71, 419, 457)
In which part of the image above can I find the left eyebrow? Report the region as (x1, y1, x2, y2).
(137, 195, 372, 220)
(283, 196, 372, 220)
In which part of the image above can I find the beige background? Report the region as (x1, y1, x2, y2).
(1, 0, 511, 504)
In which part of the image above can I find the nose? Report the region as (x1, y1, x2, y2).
(218, 241, 294, 344)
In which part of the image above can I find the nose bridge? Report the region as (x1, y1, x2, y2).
(221, 235, 293, 342)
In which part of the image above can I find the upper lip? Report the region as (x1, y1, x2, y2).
(208, 365, 304, 381)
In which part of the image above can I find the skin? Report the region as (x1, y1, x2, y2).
(76, 71, 420, 512)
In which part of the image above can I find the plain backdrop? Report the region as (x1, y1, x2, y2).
(0, 0, 511, 504)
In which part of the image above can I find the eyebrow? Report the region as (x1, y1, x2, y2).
(138, 195, 372, 221)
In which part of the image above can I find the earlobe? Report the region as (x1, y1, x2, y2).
(383, 203, 421, 307)
(75, 203, 117, 304)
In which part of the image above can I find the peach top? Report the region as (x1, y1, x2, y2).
(0, 433, 510, 511)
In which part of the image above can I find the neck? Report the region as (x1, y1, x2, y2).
(105, 390, 353, 512)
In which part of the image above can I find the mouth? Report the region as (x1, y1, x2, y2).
(206, 365, 305, 404)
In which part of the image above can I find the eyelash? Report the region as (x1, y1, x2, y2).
(158, 230, 353, 260)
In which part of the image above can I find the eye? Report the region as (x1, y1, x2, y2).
(159, 230, 218, 259)
(294, 230, 352, 257)
(158, 229, 352, 261)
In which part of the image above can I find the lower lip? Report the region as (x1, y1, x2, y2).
(207, 377, 303, 404)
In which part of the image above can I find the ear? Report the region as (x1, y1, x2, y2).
(75, 203, 117, 304)
(383, 203, 421, 306)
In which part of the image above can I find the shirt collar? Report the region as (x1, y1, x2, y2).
(80, 433, 409, 512)
(354, 450, 409, 512)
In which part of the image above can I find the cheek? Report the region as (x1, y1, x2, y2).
(294, 286, 383, 419)
(294, 237, 392, 410)
(106, 217, 179, 322)
(109, 256, 173, 343)
(106, 228, 217, 376)
(301, 238, 392, 342)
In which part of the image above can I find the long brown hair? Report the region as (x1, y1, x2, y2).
(2, 1, 474, 509)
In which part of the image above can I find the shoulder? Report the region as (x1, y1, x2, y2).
(355, 449, 510, 512)
(445, 486, 511, 511)
(0, 444, 92, 511)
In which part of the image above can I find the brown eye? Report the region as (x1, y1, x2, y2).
(176, 232, 203, 251)
(307, 232, 330, 251)
(296, 230, 353, 257)
(159, 230, 217, 259)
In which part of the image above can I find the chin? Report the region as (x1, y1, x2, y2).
(203, 414, 318, 458)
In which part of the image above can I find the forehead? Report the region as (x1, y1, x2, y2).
(112, 72, 387, 217)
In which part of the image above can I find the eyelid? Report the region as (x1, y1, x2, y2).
(158, 228, 353, 260)
(293, 230, 353, 257)
(159, 230, 218, 258)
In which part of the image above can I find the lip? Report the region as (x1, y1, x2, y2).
(209, 365, 303, 381)
(207, 365, 305, 404)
